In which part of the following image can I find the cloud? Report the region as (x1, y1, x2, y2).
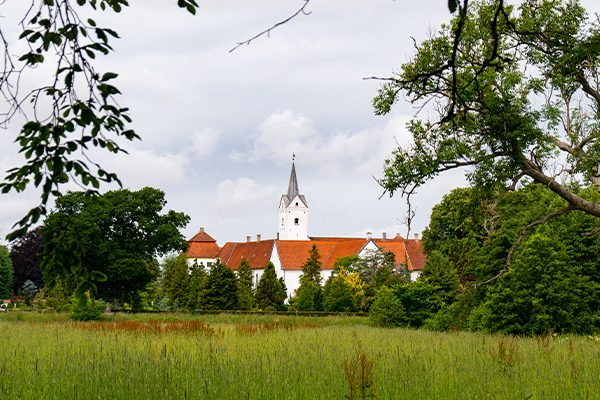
(95, 147, 189, 188)
(188, 129, 220, 158)
(249, 110, 320, 162)
(232, 110, 413, 175)
(212, 178, 277, 218)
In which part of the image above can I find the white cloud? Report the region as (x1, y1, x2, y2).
(248, 110, 320, 162)
(212, 178, 276, 218)
(96, 147, 188, 188)
(233, 111, 413, 175)
(188, 129, 220, 158)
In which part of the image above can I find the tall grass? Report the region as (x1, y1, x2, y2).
(0, 312, 598, 399)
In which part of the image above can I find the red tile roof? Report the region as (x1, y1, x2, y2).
(404, 239, 427, 271)
(184, 229, 427, 273)
(189, 230, 217, 243)
(276, 239, 368, 270)
(187, 242, 220, 258)
(186, 228, 220, 258)
(372, 239, 408, 266)
(219, 240, 276, 270)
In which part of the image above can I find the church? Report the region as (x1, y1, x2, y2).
(186, 162, 426, 297)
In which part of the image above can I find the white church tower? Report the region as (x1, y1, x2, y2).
(278, 161, 309, 240)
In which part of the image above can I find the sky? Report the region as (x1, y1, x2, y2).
(1, 0, 598, 246)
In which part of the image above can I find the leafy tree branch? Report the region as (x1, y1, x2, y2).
(0, 0, 198, 240)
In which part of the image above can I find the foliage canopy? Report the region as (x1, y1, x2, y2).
(42, 187, 189, 304)
(376, 0, 600, 226)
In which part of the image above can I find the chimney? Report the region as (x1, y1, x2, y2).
(414, 233, 419, 240)
(246, 235, 251, 243)
(366, 231, 372, 240)
(382, 232, 387, 240)
(199, 227, 205, 233)
(277, 232, 280, 240)
(257, 234, 261, 242)
(395, 233, 402, 239)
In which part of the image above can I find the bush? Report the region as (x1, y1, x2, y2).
(70, 292, 104, 321)
(369, 286, 406, 327)
(323, 275, 356, 312)
(291, 281, 323, 311)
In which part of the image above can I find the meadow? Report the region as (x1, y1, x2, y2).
(0, 312, 598, 399)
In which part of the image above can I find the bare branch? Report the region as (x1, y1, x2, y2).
(478, 205, 573, 286)
(575, 72, 600, 108)
(229, 0, 312, 53)
(521, 157, 600, 217)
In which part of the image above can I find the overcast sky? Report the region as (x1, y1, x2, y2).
(1, 0, 599, 246)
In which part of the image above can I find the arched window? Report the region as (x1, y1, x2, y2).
(294, 218, 299, 225)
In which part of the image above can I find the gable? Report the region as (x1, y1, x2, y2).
(280, 194, 308, 208)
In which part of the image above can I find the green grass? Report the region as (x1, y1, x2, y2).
(0, 312, 598, 399)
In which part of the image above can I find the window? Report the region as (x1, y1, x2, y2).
(295, 202, 298, 206)
(294, 218, 299, 225)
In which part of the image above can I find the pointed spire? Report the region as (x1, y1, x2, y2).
(287, 161, 300, 199)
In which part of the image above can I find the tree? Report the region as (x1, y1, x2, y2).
(291, 244, 323, 311)
(291, 281, 323, 311)
(255, 262, 286, 310)
(375, 0, 600, 234)
(299, 244, 322, 285)
(422, 188, 488, 279)
(419, 251, 461, 305)
(236, 258, 254, 310)
(0, 1, 199, 240)
(42, 187, 189, 305)
(10, 228, 44, 294)
(200, 261, 239, 311)
(187, 260, 208, 310)
(421, 183, 600, 332)
(349, 250, 399, 285)
(162, 254, 191, 310)
(369, 286, 407, 327)
(0, 245, 14, 299)
(393, 281, 442, 327)
(323, 275, 357, 312)
(470, 233, 599, 335)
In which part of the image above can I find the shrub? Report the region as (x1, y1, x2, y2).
(291, 281, 323, 311)
(369, 286, 406, 327)
(70, 291, 104, 321)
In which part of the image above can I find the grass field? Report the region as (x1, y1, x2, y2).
(0, 312, 598, 399)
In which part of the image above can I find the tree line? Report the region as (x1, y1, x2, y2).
(1, 183, 598, 335)
(368, 184, 599, 335)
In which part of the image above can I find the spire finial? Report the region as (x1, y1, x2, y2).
(292, 153, 295, 162)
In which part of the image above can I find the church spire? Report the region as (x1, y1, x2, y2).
(287, 161, 300, 200)
(278, 157, 309, 240)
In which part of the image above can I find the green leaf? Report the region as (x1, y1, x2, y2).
(101, 72, 118, 81)
(448, 0, 458, 14)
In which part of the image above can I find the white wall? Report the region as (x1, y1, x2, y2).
(278, 195, 309, 240)
(410, 271, 421, 282)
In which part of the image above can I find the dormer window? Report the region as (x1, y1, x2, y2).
(294, 218, 299, 225)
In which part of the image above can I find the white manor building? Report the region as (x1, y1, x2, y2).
(186, 162, 426, 297)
